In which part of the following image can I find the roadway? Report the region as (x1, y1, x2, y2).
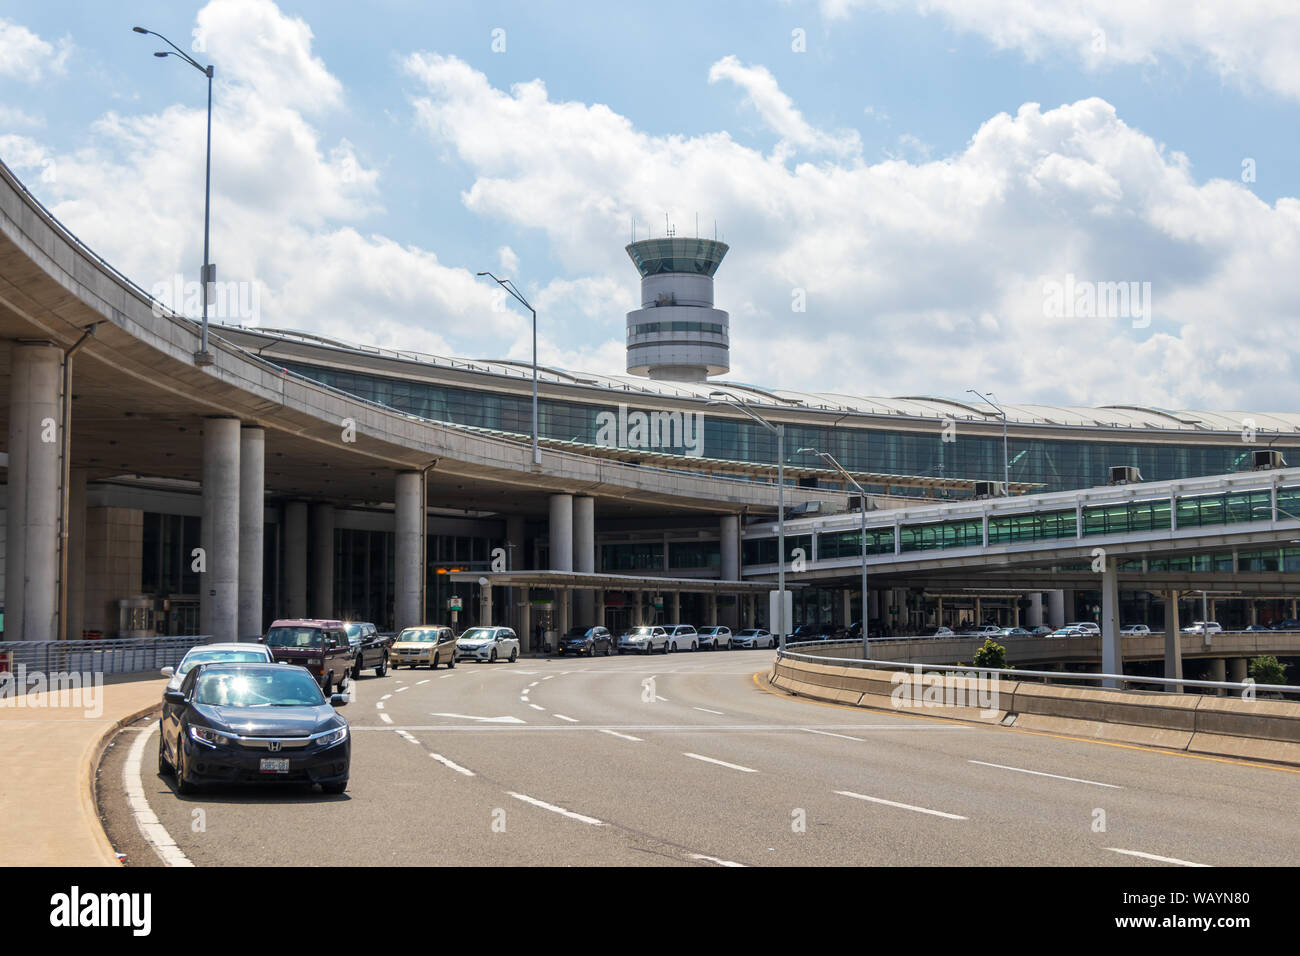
(99, 650, 1300, 867)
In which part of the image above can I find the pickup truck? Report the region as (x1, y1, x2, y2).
(345, 621, 391, 678)
(261, 619, 354, 696)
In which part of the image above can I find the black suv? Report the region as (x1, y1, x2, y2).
(558, 626, 613, 657)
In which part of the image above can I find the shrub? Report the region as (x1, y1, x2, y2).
(1248, 655, 1288, 688)
(972, 638, 1007, 670)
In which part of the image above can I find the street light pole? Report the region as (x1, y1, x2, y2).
(477, 272, 540, 466)
(799, 447, 870, 660)
(133, 26, 215, 366)
(710, 392, 788, 650)
(968, 388, 1009, 491)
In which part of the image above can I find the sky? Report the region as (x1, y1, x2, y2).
(2, 0, 1299, 412)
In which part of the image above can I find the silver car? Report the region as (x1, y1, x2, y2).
(455, 626, 520, 663)
(161, 642, 274, 693)
(697, 625, 732, 650)
(732, 628, 775, 649)
(618, 626, 668, 654)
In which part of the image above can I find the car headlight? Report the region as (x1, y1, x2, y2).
(318, 725, 348, 747)
(189, 725, 232, 748)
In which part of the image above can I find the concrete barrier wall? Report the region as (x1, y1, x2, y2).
(769, 657, 1300, 766)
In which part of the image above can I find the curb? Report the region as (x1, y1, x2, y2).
(85, 700, 163, 867)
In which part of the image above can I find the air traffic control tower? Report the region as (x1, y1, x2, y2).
(625, 237, 730, 381)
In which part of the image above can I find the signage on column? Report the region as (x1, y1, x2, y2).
(448, 596, 463, 611)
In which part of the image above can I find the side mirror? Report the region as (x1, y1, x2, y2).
(160, 666, 174, 678)
(328, 639, 338, 649)
(330, 693, 348, 707)
(256, 636, 265, 643)
(163, 689, 186, 705)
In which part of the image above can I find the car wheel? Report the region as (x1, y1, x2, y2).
(509, 647, 518, 663)
(605, 644, 612, 657)
(175, 737, 195, 795)
(490, 649, 498, 663)
(692, 641, 698, 652)
(322, 779, 347, 795)
(375, 654, 388, 677)
(322, 674, 333, 697)
(448, 654, 456, 669)
(353, 655, 363, 680)
(157, 732, 171, 775)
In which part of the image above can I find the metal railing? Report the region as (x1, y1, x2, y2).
(776, 639, 1300, 698)
(0, 636, 214, 677)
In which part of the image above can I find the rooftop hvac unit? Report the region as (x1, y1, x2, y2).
(973, 480, 1006, 499)
(1253, 449, 1288, 471)
(1108, 465, 1143, 485)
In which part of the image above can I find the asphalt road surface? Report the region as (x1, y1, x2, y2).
(99, 650, 1300, 867)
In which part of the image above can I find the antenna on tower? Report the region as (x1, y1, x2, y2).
(665, 213, 672, 237)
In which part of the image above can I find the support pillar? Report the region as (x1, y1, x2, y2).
(7, 344, 60, 640)
(284, 501, 308, 618)
(1228, 657, 1247, 685)
(720, 514, 740, 628)
(1100, 558, 1123, 688)
(519, 586, 531, 653)
(574, 496, 595, 622)
(310, 502, 334, 619)
(1163, 589, 1183, 692)
(709, 593, 718, 627)
(200, 417, 240, 642)
(479, 578, 493, 628)
(1027, 592, 1043, 628)
(1047, 589, 1065, 628)
(238, 427, 264, 640)
(670, 591, 680, 624)
(1206, 657, 1227, 696)
(395, 471, 423, 631)
(66, 468, 87, 641)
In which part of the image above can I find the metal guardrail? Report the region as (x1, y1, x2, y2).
(0, 636, 214, 676)
(776, 639, 1300, 697)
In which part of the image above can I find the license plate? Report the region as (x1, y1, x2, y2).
(260, 757, 289, 773)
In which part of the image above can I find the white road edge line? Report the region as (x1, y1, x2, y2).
(124, 724, 193, 867)
(1105, 848, 1211, 867)
(969, 760, 1122, 789)
(693, 707, 725, 715)
(508, 791, 604, 825)
(683, 752, 757, 773)
(834, 790, 967, 820)
(429, 752, 475, 776)
(379, 713, 393, 724)
(599, 729, 643, 742)
(690, 853, 745, 868)
(801, 728, 863, 741)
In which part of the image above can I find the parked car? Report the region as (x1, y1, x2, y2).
(1049, 627, 1086, 638)
(697, 625, 732, 650)
(618, 626, 668, 654)
(1183, 621, 1223, 636)
(995, 627, 1032, 638)
(1120, 624, 1151, 636)
(158, 662, 349, 794)
(1066, 622, 1101, 636)
(1271, 619, 1300, 630)
(733, 628, 775, 649)
(790, 624, 824, 642)
(1029, 625, 1054, 636)
(1245, 625, 1272, 632)
(161, 642, 274, 694)
(558, 625, 612, 657)
(261, 619, 353, 696)
(963, 625, 1000, 637)
(344, 621, 390, 678)
(664, 624, 699, 652)
(456, 626, 520, 663)
(390, 626, 457, 668)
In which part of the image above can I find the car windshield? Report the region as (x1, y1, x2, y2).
(739, 629, 759, 636)
(459, 628, 494, 641)
(565, 627, 590, 638)
(629, 627, 656, 636)
(345, 624, 361, 638)
(178, 649, 268, 675)
(265, 627, 325, 649)
(699, 627, 719, 635)
(398, 629, 439, 643)
(193, 668, 325, 707)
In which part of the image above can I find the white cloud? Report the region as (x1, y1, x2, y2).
(404, 53, 1300, 410)
(0, 17, 70, 81)
(816, 0, 1300, 101)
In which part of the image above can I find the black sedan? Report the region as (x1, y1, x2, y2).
(557, 625, 613, 656)
(159, 662, 350, 794)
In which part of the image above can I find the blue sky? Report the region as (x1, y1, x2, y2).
(3, 0, 1299, 412)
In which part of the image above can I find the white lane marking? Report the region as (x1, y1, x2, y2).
(683, 752, 757, 773)
(439, 674, 455, 679)
(124, 725, 193, 867)
(553, 714, 579, 723)
(396, 686, 410, 693)
(429, 752, 476, 776)
(834, 790, 967, 820)
(416, 680, 430, 685)
(395, 730, 419, 744)
(508, 791, 604, 826)
(542, 675, 555, 680)
(693, 707, 724, 715)
(375, 701, 384, 710)
(355, 722, 961, 733)
(802, 728, 863, 741)
(599, 729, 643, 742)
(691, 853, 745, 868)
(379, 713, 393, 724)
(655, 696, 670, 702)
(529, 703, 545, 711)
(429, 712, 527, 724)
(380, 694, 392, 701)
(528, 682, 539, 688)
(968, 760, 1122, 789)
(1105, 848, 1211, 867)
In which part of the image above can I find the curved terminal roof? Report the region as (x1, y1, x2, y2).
(238, 327, 1300, 435)
(624, 238, 729, 277)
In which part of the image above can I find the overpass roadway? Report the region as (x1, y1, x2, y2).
(99, 652, 1300, 867)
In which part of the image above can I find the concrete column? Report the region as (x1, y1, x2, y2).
(1163, 589, 1183, 692)
(840, 590, 852, 627)
(936, 596, 944, 628)
(519, 586, 531, 654)
(720, 514, 740, 628)
(7, 344, 61, 640)
(574, 496, 595, 622)
(237, 427, 264, 640)
(66, 469, 87, 641)
(506, 516, 526, 571)
(1249, 602, 1258, 626)
(1013, 600, 1021, 628)
(283, 501, 308, 618)
(200, 417, 240, 642)
(1027, 593, 1043, 628)
(1228, 657, 1247, 685)
(670, 591, 680, 624)
(310, 502, 335, 619)
(549, 495, 573, 571)
(394, 471, 423, 631)
(595, 590, 606, 630)
(1100, 558, 1123, 688)
(479, 578, 493, 627)
(709, 593, 718, 627)
(1047, 590, 1065, 628)
(1206, 657, 1227, 696)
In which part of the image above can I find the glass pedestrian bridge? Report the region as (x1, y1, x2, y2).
(742, 468, 1300, 570)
